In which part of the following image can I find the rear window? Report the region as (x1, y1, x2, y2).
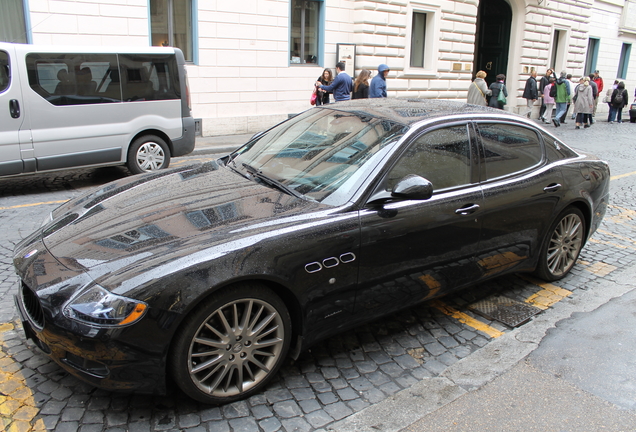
(26, 52, 180, 106)
(477, 123, 543, 180)
(0, 51, 9, 93)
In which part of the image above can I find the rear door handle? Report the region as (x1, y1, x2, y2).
(544, 183, 561, 193)
(455, 204, 480, 215)
(9, 99, 20, 119)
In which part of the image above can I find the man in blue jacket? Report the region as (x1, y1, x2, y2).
(316, 62, 351, 102)
(370, 64, 390, 98)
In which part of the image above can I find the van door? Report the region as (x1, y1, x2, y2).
(0, 46, 29, 176)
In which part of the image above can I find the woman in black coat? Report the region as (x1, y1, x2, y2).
(352, 69, 371, 99)
(315, 68, 333, 105)
(488, 74, 508, 109)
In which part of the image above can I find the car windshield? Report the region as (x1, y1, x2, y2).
(230, 108, 407, 205)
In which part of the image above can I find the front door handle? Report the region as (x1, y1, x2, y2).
(455, 204, 480, 215)
(9, 99, 20, 119)
(543, 183, 561, 193)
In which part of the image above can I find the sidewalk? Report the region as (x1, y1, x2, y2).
(191, 133, 253, 156)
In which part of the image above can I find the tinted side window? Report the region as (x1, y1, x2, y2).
(0, 51, 9, 93)
(119, 54, 179, 102)
(540, 131, 578, 160)
(478, 124, 542, 180)
(26, 53, 120, 105)
(384, 125, 472, 191)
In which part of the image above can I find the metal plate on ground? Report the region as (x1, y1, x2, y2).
(468, 295, 542, 327)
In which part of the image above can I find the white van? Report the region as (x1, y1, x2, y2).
(0, 43, 195, 177)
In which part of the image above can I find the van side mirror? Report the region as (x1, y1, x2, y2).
(391, 174, 433, 200)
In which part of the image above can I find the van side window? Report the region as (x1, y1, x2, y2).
(119, 54, 180, 102)
(0, 51, 10, 93)
(26, 53, 121, 106)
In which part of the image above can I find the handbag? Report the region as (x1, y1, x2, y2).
(310, 90, 317, 106)
(473, 81, 487, 104)
(497, 84, 507, 105)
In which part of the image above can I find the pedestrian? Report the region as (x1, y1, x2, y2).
(606, 80, 619, 122)
(538, 69, 553, 121)
(522, 69, 539, 118)
(560, 73, 575, 123)
(587, 74, 598, 123)
(352, 69, 371, 99)
(488, 74, 507, 109)
(467, 71, 491, 106)
(609, 81, 629, 123)
(316, 62, 352, 102)
(542, 77, 556, 124)
(574, 77, 594, 129)
(315, 68, 333, 105)
(369, 64, 390, 98)
(316, 68, 333, 105)
(592, 70, 604, 117)
(552, 71, 570, 127)
(569, 74, 579, 120)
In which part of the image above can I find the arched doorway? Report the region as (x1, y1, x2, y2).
(473, 0, 512, 87)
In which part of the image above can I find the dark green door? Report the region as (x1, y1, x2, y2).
(474, 0, 512, 87)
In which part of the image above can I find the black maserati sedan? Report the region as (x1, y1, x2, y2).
(14, 99, 609, 405)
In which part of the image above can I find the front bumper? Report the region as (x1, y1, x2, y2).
(14, 280, 170, 394)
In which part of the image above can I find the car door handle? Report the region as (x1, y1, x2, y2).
(455, 204, 480, 215)
(543, 183, 561, 193)
(9, 99, 20, 119)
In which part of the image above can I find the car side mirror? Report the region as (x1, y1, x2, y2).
(391, 174, 433, 200)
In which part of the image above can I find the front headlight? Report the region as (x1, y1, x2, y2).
(64, 285, 147, 327)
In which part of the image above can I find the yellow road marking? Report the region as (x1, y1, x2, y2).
(596, 228, 636, 244)
(0, 200, 68, 210)
(611, 170, 636, 181)
(585, 262, 617, 277)
(589, 238, 636, 252)
(519, 275, 572, 310)
(429, 300, 504, 338)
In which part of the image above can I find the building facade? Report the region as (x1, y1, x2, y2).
(2, 0, 635, 136)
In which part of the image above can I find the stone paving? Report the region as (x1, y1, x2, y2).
(0, 120, 634, 431)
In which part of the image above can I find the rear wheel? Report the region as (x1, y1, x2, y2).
(127, 135, 170, 174)
(170, 284, 291, 404)
(534, 207, 586, 281)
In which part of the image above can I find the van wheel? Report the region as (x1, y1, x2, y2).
(127, 135, 170, 174)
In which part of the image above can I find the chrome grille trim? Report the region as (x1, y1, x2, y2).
(20, 282, 45, 330)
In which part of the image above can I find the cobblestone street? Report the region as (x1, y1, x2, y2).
(1, 120, 634, 432)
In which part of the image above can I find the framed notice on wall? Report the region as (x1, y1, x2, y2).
(336, 44, 356, 76)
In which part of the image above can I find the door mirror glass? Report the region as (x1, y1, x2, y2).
(391, 174, 433, 200)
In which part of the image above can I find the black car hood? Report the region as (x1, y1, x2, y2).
(38, 162, 330, 275)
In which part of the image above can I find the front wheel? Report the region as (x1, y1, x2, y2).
(534, 207, 586, 281)
(170, 284, 291, 404)
(127, 135, 170, 174)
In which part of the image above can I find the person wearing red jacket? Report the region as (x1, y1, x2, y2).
(593, 70, 604, 117)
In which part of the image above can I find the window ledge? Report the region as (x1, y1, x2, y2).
(399, 70, 438, 78)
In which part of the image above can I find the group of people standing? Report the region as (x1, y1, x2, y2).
(314, 62, 390, 104)
(524, 69, 632, 128)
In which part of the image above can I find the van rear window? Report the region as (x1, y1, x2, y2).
(1, 51, 11, 93)
(26, 52, 180, 106)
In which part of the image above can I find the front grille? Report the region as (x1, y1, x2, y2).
(20, 282, 45, 329)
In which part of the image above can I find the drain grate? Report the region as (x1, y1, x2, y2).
(468, 296, 541, 327)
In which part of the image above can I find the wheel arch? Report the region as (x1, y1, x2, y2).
(167, 277, 305, 362)
(565, 199, 593, 243)
(128, 129, 174, 160)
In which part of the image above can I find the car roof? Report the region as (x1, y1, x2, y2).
(317, 98, 506, 125)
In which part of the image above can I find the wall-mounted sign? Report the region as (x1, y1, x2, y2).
(336, 44, 356, 76)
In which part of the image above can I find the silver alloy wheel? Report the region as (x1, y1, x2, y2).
(135, 142, 166, 171)
(546, 213, 584, 277)
(187, 298, 286, 397)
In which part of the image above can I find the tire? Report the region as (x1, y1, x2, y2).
(534, 207, 586, 281)
(170, 284, 291, 404)
(127, 135, 170, 174)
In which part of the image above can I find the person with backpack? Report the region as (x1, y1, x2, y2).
(609, 82, 629, 123)
(488, 74, 507, 109)
(551, 71, 570, 127)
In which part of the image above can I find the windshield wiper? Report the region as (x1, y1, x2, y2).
(242, 163, 305, 199)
